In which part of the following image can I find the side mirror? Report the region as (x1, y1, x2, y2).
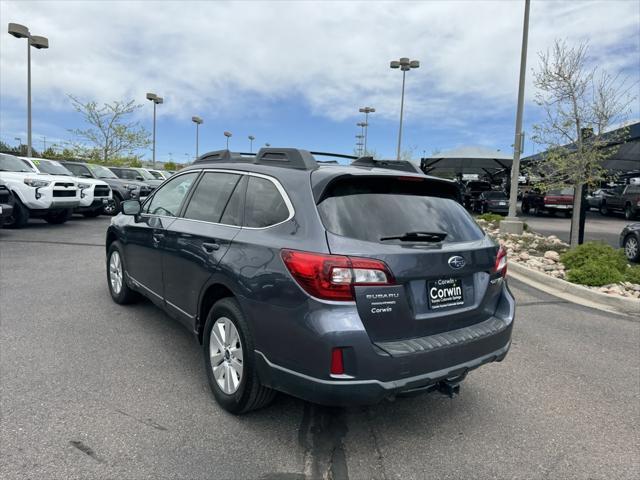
(121, 200, 141, 216)
(136, 176, 144, 181)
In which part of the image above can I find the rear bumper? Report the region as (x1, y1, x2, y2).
(256, 340, 511, 406)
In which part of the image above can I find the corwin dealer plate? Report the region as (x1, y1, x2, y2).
(427, 278, 464, 310)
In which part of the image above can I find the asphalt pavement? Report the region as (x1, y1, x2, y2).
(519, 209, 632, 247)
(1, 216, 639, 479)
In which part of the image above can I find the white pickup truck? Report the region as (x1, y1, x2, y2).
(0, 153, 80, 228)
(21, 157, 112, 217)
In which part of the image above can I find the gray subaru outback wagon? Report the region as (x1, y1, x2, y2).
(106, 148, 515, 414)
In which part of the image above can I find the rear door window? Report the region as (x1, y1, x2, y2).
(244, 176, 290, 228)
(183, 172, 242, 223)
(316, 176, 483, 243)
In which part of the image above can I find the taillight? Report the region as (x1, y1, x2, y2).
(494, 246, 508, 277)
(280, 249, 395, 301)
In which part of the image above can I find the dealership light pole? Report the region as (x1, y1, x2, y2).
(355, 134, 364, 156)
(192, 116, 203, 160)
(248, 135, 255, 153)
(146, 93, 163, 168)
(500, 0, 530, 235)
(390, 57, 419, 160)
(224, 131, 232, 149)
(8, 23, 49, 158)
(359, 107, 375, 155)
(357, 122, 367, 156)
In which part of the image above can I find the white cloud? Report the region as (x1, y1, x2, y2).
(1, 0, 638, 127)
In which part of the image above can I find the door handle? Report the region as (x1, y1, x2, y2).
(202, 242, 220, 253)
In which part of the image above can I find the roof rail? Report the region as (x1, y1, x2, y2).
(194, 148, 318, 170)
(351, 157, 422, 174)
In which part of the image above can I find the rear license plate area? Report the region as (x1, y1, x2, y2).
(428, 278, 464, 310)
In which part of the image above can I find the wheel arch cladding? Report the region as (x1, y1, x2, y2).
(105, 230, 118, 253)
(198, 283, 235, 344)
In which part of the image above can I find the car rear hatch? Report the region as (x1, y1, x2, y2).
(313, 174, 504, 342)
(544, 188, 574, 208)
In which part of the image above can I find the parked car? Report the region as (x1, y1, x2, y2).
(108, 166, 163, 188)
(147, 168, 170, 180)
(462, 181, 492, 209)
(521, 187, 574, 217)
(106, 148, 514, 414)
(473, 191, 509, 214)
(586, 188, 613, 212)
(599, 184, 640, 220)
(0, 153, 79, 227)
(0, 179, 16, 228)
(62, 162, 152, 215)
(620, 223, 640, 263)
(20, 157, 112, 218)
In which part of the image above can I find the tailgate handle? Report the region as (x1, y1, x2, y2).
(202, 242, 220, 253)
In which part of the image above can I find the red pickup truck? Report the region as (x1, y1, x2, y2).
(521, 187, 574, 217)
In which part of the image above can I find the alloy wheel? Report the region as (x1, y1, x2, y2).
(209, 317, 244, 394)
(109, 251, 123, 294)
(625, 236, 638, 261)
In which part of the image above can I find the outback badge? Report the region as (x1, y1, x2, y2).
(448, 255, 466, 269)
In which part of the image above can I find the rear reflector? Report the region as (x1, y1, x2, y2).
(494, 246, 508, 277)
(330, 348, 345, 375)
(281, 249, 394, 301)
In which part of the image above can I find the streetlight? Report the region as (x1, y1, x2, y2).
(146, 92, 163, 168)
(355, 134, 364, 156)
(248, 135, 255, 153)
(14, 137, 21, 148)
(359, 106, 375, 155)
(223, 131, 232, 149)
(191, 116, 203, 159)
(264, 143, 271, 147)
(390, 57, 419, 160)
(357, 122, 367, 156)
(8, 23, 49, 158)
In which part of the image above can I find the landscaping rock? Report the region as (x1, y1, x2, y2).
(544, 251, 561, 262)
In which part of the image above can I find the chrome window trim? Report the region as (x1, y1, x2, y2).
(138, 167, 295, 230)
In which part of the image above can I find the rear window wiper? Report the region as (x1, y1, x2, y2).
(380, 231, 447, 242)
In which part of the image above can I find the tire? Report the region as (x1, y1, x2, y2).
(624, 235, 640, 263)
(624, 204, 634, 220)
(521, 202, 530, 215)
(563, 210, 572, 218)
(44, 209, 72, 224)
(203, 298, 275, 414)
(599, 203, 609, 216)
(531, 205, 540, 216)
(104, 196, 121, 216)
(82, 209, 102, 218)
(106, 241, 138, 304)
(5, 196, 29, 229)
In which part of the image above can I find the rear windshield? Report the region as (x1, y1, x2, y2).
(317, 177, 484, 244)
(484, 191, 507, 199)
(549, 188, 574, 195)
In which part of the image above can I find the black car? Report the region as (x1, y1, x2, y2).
(106, 148, 515, 414)
(462, 181, 492, 209)
(62, 162, 153, 215)
(0, 180, 15, 228)
(620, 223, 640, 263)
(473, 191, 509, 214)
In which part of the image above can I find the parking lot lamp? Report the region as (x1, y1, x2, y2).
(224, 131, 232, 149)
(191, 116, 203, 160)
(500, 0, 530, 236)
(357, 122, 367, 156)
(355, 134, 364, 156)
(8, 23, 49, 158)
(359, 107, 375, 154)
(390, 58, 419, 160)
(248, 135, 255, 153)
(146, 93, 163, 168)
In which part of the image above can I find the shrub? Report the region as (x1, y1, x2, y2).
(560, 242, 627, 272)
(567, 262, 624, 286)
(624, 265, 640, 285)
(477, 213, 503, 223)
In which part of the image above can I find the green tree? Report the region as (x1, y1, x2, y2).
(530, 39, 635, 246)
(68, 95, 152, 163)
(163, 161, 178, 171)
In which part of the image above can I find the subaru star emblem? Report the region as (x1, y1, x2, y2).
(448, 256, 466, 269)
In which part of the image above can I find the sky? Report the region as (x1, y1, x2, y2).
(1, 0, 639, 164)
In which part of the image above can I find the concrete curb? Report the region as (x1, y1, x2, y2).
(508, 261, 640, 318)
